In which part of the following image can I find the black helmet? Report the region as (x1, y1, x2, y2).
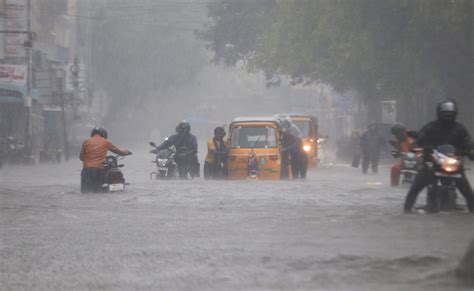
(214, 126, 226, 139)
(391, 122, 406, 141)
(177, 121, 191, 134)
(437, 99, 458, 123)
(390, 122, 405, 136)
(91, 126, 108, 139)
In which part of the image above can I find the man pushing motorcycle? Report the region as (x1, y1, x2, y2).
(155, 121, 200, 179)
(79, 126, 132, 193)
(403, 100, 474, 213)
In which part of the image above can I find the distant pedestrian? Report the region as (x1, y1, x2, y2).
(360, 123, 385, 174)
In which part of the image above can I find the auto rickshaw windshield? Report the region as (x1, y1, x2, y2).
(230, 126, 278, 148)
(291, 120, 313, 137)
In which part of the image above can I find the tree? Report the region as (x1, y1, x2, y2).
(196, 0, 275, 66)
(200, 0, 473, 129)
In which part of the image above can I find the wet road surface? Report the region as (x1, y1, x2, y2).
(1, 150, 473, 290)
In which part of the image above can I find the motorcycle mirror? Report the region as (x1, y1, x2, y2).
(149, 141, 157, 147)
(407, 131, 418, 139)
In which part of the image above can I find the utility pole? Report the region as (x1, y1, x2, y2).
(56, 69, 69, 160)
(25, 0, 32, 155)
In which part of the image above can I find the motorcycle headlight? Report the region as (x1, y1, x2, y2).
(441, 157, 460, 172)
(406, 152, 416, 159)
(303, 145, 311, 153)
(157, 159, 168, 167)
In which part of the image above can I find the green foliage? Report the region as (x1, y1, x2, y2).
(201, 0, 473, 125)
(197, 0, 275, 66)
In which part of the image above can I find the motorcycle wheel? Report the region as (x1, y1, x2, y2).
(402, 173, 412, 184)
(426, 186, 441, 213)
(440, 186, 456, 211)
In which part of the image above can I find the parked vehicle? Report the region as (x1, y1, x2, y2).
(2, 136, 33, 165)
(149, 142, 177, 179)
(102, 155, 128, 192)
(227, 117, 282, 180)
(39, 148, 63, 164)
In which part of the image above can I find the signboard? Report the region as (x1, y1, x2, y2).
(381, 100, 397, 124)
(0, 64, 27, 85)
(4, 0, 27, 59)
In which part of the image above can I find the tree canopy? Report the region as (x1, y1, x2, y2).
(199, 0, 473, 127)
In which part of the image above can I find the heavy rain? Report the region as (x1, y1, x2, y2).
(0, 0, 473, 290)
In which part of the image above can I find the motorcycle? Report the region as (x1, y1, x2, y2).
(149, 141, 197, 179)
(390, 140, 422, 185)
(399, 151, 422, 184)
(149, 141, 177, 179)
(102, 155, 128, 192)
(2, 137, 33, 165)
(425, 144, 463, 213)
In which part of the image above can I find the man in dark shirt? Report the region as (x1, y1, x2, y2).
(360, 123, 385, 174)
(157, 121, 199, 179)
(404, 100, 474, 212)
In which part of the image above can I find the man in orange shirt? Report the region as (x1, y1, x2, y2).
(79, 126, 131, 193)
(204, 126, 227, 179)
(390, 123, 415, 186)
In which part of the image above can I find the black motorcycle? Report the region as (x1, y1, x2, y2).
(102, 155, 128, 192)
(149, 142, 177, 179)
(425, 144, 463, 213)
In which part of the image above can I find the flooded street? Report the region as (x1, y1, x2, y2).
(1, 150, 473, 290)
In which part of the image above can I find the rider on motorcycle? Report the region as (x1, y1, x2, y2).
(156, 121, 200, 179)
(390, 123, 415, 186)
(79, 126, 132, 193)
(403, 100, 474, 213)
(204, 126, 228, 179)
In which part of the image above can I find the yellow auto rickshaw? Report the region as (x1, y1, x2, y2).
(226, 117, 282, 180)
(275, 114, 319, 167)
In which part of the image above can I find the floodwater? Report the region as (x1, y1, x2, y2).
(1, 149, 473, 290)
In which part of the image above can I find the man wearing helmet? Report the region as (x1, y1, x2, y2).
(79, 126, 132, 193)
(390, 122, 415, 186)
(204, 126, 228, 179)
(156, 121, 199, 179)
(404, 99, 474, 213)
